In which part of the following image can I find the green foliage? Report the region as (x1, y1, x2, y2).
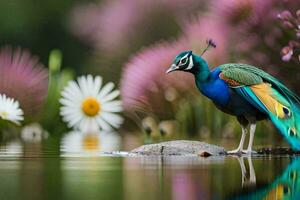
(40, 49, 74, 135)
(175, 95, 237, 138)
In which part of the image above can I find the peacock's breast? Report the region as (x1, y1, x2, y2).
(197, 78, 231, 107)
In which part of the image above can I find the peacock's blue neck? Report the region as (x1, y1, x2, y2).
(194, 68, 210, 83)
(192, 57, 230, 106)
(192, 55, 211, 83)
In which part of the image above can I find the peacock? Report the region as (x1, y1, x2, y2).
(166, 41, 300, 154)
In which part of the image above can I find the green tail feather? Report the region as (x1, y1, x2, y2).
(236, 86, 300, 150)
(221, 64, 300, 103)
(236, 64, 300, 103)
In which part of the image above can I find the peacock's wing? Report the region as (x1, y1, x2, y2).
(219, 63, 300, 150)
(219, 63, 263, 87)
(219, 63, 300, 103)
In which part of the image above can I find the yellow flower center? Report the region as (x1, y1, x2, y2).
(82, 134, 100, 151)
(82, 97, 101, 117)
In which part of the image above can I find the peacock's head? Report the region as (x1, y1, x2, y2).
(166, 39, 216, 74)
(166, 51, 195, 74)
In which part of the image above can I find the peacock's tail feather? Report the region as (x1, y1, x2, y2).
(236, 83, 300, 150)
(251, 83, 291, 119)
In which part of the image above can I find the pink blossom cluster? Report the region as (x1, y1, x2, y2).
(0, 47, 48, 117)
(278, 10, 300, 62)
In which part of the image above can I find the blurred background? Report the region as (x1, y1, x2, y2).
(0, 0, 300, 150)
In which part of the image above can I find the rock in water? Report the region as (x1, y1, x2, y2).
(131, 140, 226, 156)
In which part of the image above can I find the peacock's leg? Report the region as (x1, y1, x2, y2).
(242, 123, 257, 154)
(227, 126, 247, 154)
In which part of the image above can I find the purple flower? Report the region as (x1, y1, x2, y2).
(297, 30, 300, 39)
(297, 9, 300, 18)
(281, 46, 293, 62)
(278, 9, 300, 63)
(282, 21, 295, 29)
(0, 47, 48, 117)
(277, 10, 293, 21)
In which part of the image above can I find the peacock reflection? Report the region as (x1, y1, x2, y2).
(231, 157, 300, 200)
(235, 156, 256, 188)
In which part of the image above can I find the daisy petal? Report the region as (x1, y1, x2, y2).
(94, 76, 102, 92)
(98, 82, 115, 99)
(102, 100, 123, 112)
(101, 90, 120, 103)
(0, 93, 24, 125)
(100, 112, 123, 128)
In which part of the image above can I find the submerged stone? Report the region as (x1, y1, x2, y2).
(131, 140, 226, 156)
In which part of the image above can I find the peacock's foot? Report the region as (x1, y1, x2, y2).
(242, 149, 257, 155)
(227, 149, 243, 154)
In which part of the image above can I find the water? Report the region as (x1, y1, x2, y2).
(0, 137, 298, 200)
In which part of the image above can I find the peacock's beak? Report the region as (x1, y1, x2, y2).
(166, 64, 178, 74)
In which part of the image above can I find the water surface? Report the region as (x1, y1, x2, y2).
(0, 140, 297, 200)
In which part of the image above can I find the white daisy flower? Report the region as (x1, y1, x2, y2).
(60, 75, 123, 132)
(0, 94, 24, 125)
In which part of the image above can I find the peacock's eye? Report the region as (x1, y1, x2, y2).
(283, 185, 290, 194)
(181, 57, 187, 64)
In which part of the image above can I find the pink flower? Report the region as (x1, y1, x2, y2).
(281, 46, 293, 62)
(69, 3, 103, 45)
(120, 41, 194, 111)
(70, 1, 144, 52)
(69, 0, 205, 53)
(0, 47, 48, 117)
(277, 10, 293, 21)
(179, 16, 229, 66)
(212, 0, 273, 27)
